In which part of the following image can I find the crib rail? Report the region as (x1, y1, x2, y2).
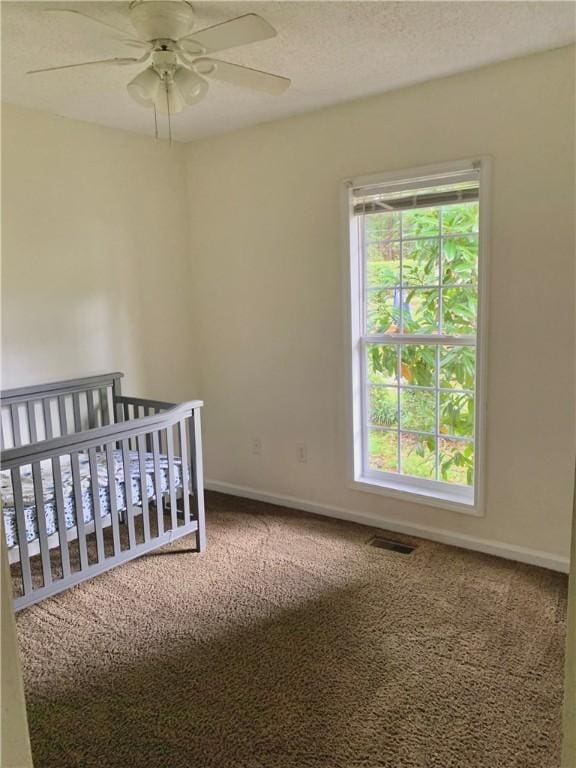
(2, 398, 205, 611)
(1, 372, 123, 449)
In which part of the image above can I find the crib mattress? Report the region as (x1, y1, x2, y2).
(1, 450, 183, 550)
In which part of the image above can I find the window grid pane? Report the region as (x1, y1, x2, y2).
(400, 433, 436, 480)
(365, 340, 476, 484)
(362, 194, 479, 488)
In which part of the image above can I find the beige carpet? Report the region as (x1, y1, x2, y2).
(15, 492, 567, 768)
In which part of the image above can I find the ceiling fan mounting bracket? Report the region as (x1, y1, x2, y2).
(129, 1, 196, 43)
(151, 38, 206, 58)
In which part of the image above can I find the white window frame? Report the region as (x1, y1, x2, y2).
(342, 158, 491, 516)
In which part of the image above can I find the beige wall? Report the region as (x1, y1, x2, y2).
(185, 46, 575, 565)
(1, 104, 197, 403)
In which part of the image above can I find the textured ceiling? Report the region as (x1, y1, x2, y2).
(2, 1, 575, 142)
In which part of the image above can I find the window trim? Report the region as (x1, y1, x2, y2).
(342, 158, 491, 517)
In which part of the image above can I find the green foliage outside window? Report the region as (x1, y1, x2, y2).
(364, 201, 479, 486)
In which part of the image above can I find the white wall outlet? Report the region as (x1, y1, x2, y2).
(297, 443, 307, 463)
(252, 437, 262, 455)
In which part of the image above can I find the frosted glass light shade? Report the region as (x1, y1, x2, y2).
(127, 68, 162, 109)
(173, 68, 208, 106)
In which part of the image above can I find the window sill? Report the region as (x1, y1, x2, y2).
(351, 474, 484, 517)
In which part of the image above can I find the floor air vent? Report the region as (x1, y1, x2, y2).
(368, 536, 416, 555)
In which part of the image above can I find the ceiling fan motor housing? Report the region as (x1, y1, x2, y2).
(129, 1, 195, 42)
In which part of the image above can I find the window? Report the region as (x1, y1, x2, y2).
(345, 160, 488, 513)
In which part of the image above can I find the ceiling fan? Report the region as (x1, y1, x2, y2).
(28, 1, 290, 139)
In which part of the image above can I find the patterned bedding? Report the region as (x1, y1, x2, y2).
(1, 450, 183, 550)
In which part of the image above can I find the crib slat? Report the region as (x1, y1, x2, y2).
(100, 387, 110, 427)
(1, 408, 10, 450)
(31, 461, 52, 587)
(51, 456, 71, 579)
(10, 404, 22, 447)
(87, 390, 96, 430)
(105, 443, 121, 556)
(122, 403, 132, 449)
(11, 468, 33, 595)
(88, 448, 105, 563)
(42, 399, 53, 440)
(144, 407, 152, 451)
(178, 420, 191, 526)
(131, 405, 139, 449)
(72, 393, 82, 433)
(151, 431, 164, 537)
(70, 451, 89, 571)
(111, 376, 122, 410)
(27, 401, 38, 444)
(137, 435, 151, 543)
(58, 395, 68, 436)
(190, 409, 206, 552)
(121, 439, 136, 549)
(166, 427, 177, 531)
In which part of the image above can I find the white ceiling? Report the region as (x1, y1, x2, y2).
(2, 1, 575, 143)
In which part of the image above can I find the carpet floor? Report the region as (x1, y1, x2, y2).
(16, 491, 567, 768)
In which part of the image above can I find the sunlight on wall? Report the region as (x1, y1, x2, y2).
(184, 46, 575, 562)
(1, 104, 198, 402)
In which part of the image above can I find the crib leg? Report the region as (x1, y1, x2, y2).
(195, 488, 206, 553)
(196, 505, 206, 553)
(161, 498, 203, 549)
(189, 410, 206, 553)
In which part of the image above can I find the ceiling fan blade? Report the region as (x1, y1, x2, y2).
(122, 40, 153, 51)
(44, 9, 149, 48)
(27, 57, 143, 75)
(194, 58, 290, 95)
(180, 14, 277, 56)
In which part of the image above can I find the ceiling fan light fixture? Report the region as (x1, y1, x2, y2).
(173, 67, 208, 105)
(127, 66, 162, 108)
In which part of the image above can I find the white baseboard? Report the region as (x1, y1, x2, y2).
(205, 479, 570, 574)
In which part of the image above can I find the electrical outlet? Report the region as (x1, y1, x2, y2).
(297, 443, 307, 463)
(252, 437, 262, 455)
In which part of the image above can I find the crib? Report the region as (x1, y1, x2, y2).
(1, 372, 205, 611)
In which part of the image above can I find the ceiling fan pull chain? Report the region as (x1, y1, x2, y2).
(153, 103, 159, 142)
(165, 78, 173, 146)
